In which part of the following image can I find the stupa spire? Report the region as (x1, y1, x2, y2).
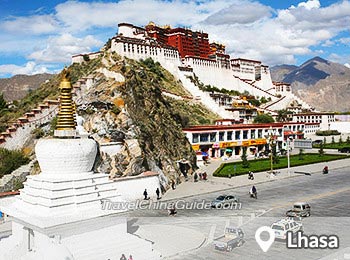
(54, 68, 77, 137)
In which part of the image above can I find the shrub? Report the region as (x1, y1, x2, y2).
(241, 147, 249, 168)
(31, 128, 45, 139)
(316, 130, 341, 136)
(253, 114, 275, 123)
(12, 178, 24, 190)
(318, 142, 325, 156)
(0, 148, 29, 178)
(110, 104, 121, 115)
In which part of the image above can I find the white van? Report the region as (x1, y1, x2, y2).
(271, 218, 303, 240)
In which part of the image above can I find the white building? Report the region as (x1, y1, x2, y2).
(292, 112, 335, 131)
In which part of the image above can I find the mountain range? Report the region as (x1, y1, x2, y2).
(271, 57, 350, 112)
(0, 74, 54, 101)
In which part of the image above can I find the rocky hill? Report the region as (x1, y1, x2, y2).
(0, 74, 54, 101)
(271, 57, 350, 112)
(0, 51, 220, 190)
(270, 64, 297, 82)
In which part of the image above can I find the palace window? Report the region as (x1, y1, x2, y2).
(235, 131, 241, 140)
(210, 133, 216, 142)
(243, 130, 248, 139)
(219, 132, 225, 141)
(227, 131, 233, 141)
(200, 133, 209, 142)
(251, 130, 255, 139)
(192, 134, 199, 143)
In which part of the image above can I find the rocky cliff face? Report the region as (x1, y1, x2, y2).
(271, 57, 350, 111)
(69, 52, 218, 188)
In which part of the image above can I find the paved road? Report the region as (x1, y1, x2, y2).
(123, 167, 350, 259)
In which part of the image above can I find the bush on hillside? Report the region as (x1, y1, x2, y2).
(0, 148, 30, 178)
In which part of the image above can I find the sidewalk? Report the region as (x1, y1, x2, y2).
(162, 157, 350, 201)
(134, 224, 206, 258)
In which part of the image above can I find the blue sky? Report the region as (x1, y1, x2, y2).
(0, 0, 350, 77)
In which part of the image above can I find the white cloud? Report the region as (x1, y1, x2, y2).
(203, 1, 272, 25)
(199, 0, 350, 65)
(0, 62, 49, 76)
(328, 53, 350, 66)
(54, 0, 232, 32)
(296, 0, 320, 10)
(322, 39, 335, 47)
(0, 15, 59, 35)
(28, 34, 102, 63)
(278, 1, 350, 31)
(338, 37, 350, 45)
(344, 63, 350, 68)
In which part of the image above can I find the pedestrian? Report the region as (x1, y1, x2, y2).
(202, 172, 207, 181)
(143, 189, 148, 200)
(120, 254, 127, 260)
(168, 203, 177, 216)
(156, 187, 161, 199)
(199, 172, 203, 180)
(128, 255, 133, 260)
(171, 179, 176, 190)
(194, 172, 198, 182)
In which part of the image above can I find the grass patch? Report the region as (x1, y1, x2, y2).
(213, 153, 349, 178)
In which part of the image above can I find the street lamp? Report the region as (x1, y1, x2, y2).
(287, 137, 292, 177)
(265, 126, 275, 174)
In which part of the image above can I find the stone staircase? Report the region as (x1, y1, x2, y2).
(177, 70, 234, 119)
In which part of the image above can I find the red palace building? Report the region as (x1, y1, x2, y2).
(145, 22, 211, 58)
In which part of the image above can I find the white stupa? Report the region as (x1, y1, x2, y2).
(0, 71, 160, 260)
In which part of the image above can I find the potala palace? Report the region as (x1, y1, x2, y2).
(72, 22, 313, 121)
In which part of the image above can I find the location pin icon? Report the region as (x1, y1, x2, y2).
(255, 226, 275, 252)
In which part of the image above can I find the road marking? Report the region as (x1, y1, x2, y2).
(271, 187, 350, 210)
(327, 203, 346, 210)
(206, 224, 216, 244)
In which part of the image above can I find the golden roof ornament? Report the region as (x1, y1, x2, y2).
(54, 69, 77, 137)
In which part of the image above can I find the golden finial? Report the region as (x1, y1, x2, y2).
(54, 68, 77, 137)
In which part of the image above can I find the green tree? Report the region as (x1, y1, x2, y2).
(298, 148, 304, 160)
(241, 147, 249, 168)
(346, 136, 350, 145)
(253, 114, 275, 123)
(0, 93, 7, 111)
(318, 142, 325, 156)
(260, 96, 268, 104)
(331, 136, 335, 144)
(276, 109, 291, 122)
(339, 136, 343, 144)
(323, 137, 327, 145)
(272, 143, 279, 164)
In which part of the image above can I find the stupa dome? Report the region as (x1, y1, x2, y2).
(35, 138, 97, 175)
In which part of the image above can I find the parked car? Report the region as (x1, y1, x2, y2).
(286, 202, 311, 217)
(271, 218, 303, 240)
(338, 147, 350, 153)
(213, 226, 244, 251)
(211, 195, 239, 208)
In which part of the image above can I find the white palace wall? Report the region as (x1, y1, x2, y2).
(111, 40, 182, 77)
(184, 57, 276, 99)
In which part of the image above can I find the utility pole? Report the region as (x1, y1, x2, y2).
(287, 138, 291, 177)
